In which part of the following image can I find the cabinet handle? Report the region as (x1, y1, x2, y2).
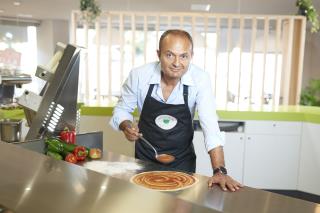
(273, 123, 276, 127)
(240, 137, 243, 140)
(247, 137, 251, 140)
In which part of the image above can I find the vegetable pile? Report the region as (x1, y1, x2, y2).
(45, 137, 102, 164)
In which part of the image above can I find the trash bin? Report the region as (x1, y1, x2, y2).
(0, 119, 22, 142)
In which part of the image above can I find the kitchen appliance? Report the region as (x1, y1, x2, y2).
(17, 43, 81, 140)
(0, 118, 22, 142)
(0, 73, 32, 105)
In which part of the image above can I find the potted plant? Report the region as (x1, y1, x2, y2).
(296, 0, 320, 33)
(80, 0, 101, 23)
(300, 79, 320, 106)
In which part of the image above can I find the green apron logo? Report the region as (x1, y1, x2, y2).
(163, 119, 170, 124)
(155, 115, 178, 130)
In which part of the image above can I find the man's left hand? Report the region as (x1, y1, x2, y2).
(208, 173, 243, 192)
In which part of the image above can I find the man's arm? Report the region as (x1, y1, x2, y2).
(208, 146, 243, 191)
(208, 145, 225, 169)
(193, 68, 242, 191)
(109, 68, 139, 131)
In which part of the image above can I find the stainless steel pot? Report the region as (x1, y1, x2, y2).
(0, 119, 22, 142)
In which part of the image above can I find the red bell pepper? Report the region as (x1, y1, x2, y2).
(73, 146, 87, 161)
(60, 128, 76, 144)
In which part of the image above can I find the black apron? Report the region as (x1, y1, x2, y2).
(135, 84, 196, 173)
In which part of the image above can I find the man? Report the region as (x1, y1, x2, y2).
(110, 29, 242, 192)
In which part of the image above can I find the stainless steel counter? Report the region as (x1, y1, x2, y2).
(81, 150, 320, 213)
(0, 141, 319, 213)
(0, 142, 216, 213)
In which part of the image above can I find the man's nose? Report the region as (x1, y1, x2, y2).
(172, 56, 180, 67)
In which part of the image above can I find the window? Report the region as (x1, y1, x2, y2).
(72, 12, 306, 108)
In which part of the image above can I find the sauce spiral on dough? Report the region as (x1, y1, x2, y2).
(131, 171, 198, 191)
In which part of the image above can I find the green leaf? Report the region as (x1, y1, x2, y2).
(300, 79, 320, 106)
(296, 0, 320, 33)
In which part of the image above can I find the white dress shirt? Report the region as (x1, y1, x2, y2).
(109, 61, 225, 152)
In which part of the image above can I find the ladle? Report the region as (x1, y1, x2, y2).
(138, 135, 175, 164)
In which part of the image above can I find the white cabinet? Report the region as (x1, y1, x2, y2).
(245, 120, 302, 135)
(298, 122, 320, 195)
(224, 133, 245, 183)
(193, 131, 212, 177)
(243, 121, 302, 189)
(193, 120, 302, 190)
(243, 134, 300, 189)
(193, 131, 245, 183)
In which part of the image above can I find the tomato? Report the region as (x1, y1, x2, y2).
(89, 148, 102, 159)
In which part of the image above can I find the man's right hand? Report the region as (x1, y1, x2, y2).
(119, 120, 141, 142)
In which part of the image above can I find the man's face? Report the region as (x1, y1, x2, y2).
(157, 34, 193, 81)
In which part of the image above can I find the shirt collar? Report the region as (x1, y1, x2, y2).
(149, 62, 195, 86)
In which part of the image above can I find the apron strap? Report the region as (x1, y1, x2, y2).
(141, 84, 155, 110)
(183, 85, 188, 106)
(146, 84, 155, 98)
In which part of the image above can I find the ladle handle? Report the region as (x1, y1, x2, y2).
(139, 135, 158, 156)
(127, 123, 158, 156)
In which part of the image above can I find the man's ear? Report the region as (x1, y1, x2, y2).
(157, 50, 160, 59)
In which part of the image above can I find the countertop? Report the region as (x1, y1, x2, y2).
(1, 141, 319, 213)
(0, 142, 213, 213)
(1, 105, 320, 123)
(68, 105, 320, 124)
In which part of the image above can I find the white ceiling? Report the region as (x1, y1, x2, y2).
(0, 0, 319, 21)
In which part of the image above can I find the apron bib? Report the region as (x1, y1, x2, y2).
(135, 84, 196, 172)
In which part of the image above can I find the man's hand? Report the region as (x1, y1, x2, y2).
(208, 173, 243, 192)
(119, 120, 141, 142)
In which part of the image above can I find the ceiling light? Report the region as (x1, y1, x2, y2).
(25, 187, 32, 191)
(13, 1, 21, 6)
(191, 4, 211, 12)
(5, 32, 13, 39)
(17, 13, 33, 18)
(0, 9, 5, 13)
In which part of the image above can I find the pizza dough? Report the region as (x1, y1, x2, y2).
(130, 171, 199, 191)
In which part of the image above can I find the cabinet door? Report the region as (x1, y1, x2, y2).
(193, 131, 212, 176)
(246, 121, 302, 135)
(193, 131, 245, 182)
(224, 133, 245, 183)
(298, 123, 320, 195)
(243, 135, 300, 189)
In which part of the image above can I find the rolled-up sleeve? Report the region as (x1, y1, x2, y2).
(196, 72, 225, 152)
(109, 69, 139, 130)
